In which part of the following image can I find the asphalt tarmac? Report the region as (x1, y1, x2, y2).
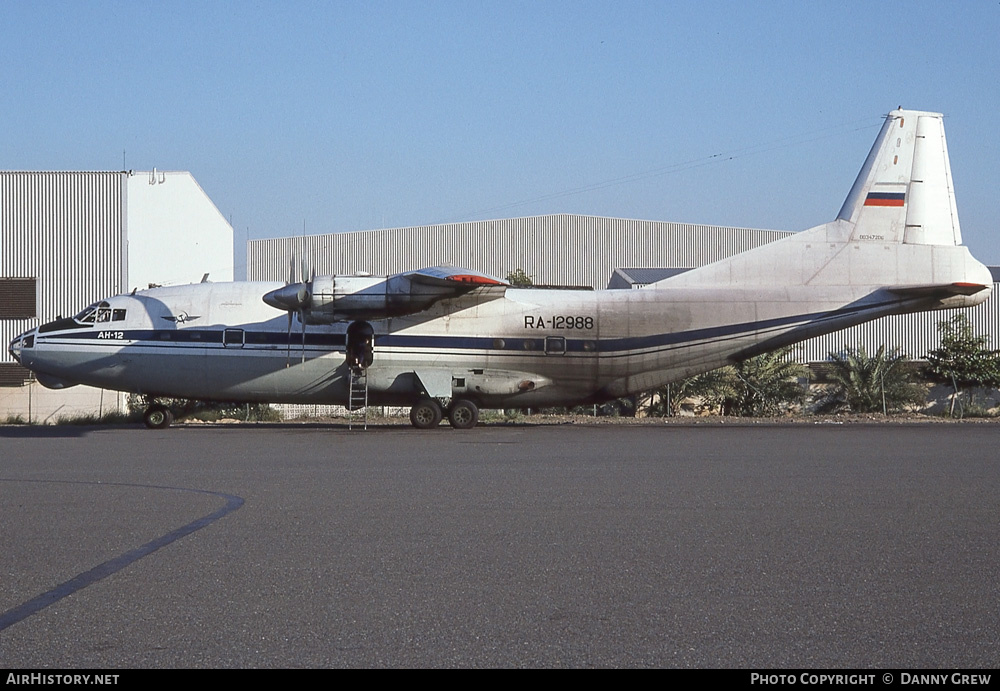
(1, 422, 998, 668)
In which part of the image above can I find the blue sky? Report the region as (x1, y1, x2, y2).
(4, 1, 999, 275)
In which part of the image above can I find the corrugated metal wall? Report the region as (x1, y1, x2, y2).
(248, 214, 999, 364)
(794, 299, 1000, 362)
(247, 214, 791, 288)
(1, 172, 124, 366)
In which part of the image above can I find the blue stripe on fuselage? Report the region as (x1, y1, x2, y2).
(38, 299, 895, 356)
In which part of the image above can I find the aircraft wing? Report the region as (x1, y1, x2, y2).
(402, 266, 508, 289)
(379, 266, 509, 316)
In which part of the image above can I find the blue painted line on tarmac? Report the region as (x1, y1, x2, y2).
(0, 479, 244, 632)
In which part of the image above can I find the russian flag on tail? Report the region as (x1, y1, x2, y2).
(864, 192, 905, 207)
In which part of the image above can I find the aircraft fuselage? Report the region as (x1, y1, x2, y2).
(8, 276, 981, 410)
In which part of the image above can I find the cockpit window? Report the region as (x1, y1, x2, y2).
(75, 305, 98, 323)
(73, 301, 125, 325)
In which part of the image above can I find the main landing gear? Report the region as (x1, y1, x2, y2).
(408, 398, 479, 430)
(409, 399, 443, 429)
(447, 399, 479, 429)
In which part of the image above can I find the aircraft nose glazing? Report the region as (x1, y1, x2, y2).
(8, 329, 36, 363)
(9, 334, 24, 362)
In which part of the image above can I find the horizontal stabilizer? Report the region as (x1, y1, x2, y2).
(887, 282, 990, 298)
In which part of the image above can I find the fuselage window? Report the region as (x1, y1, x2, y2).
(112, 309, 126, 321)
(96, 308, 112, 323)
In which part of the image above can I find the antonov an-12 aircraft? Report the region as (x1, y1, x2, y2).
(8, 109, 993, 429)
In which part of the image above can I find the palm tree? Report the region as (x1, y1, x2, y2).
(816, 346, 924, 414)
(643, 368, 737, 416)
(724, 348, 808, 416)
(647, 347, 807, 417)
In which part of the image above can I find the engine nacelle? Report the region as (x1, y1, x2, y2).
(263, 274, 477, 323)
(263, 267, 507, 324)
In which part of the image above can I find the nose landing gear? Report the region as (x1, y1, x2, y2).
(143, 403, 174, 429)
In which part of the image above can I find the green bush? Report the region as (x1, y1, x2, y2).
(925, 315, 1000, 417)
(127, 394, 282, 423)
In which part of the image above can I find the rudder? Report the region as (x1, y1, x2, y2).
(838, 109, 961, 247)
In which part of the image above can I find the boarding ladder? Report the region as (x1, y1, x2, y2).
(348, 367, 369, 430)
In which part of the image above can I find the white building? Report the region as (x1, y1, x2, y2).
(0, 170, 233, 421)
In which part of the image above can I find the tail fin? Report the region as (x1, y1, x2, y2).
(838, 109, 961, 246)
(653, 107, 989, 295)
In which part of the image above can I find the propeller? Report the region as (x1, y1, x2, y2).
(264, 254, 315, 366)
(286, 256, 294, 366)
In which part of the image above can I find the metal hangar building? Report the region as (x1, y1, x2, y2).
(0, 170, 234, 421)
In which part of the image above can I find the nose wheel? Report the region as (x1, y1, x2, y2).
(143, 403, 174, 429)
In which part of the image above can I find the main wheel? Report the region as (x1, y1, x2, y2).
(143, 404, 174, 429)
(409, 399, 443, 429)
(447, 399, 479, 429)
